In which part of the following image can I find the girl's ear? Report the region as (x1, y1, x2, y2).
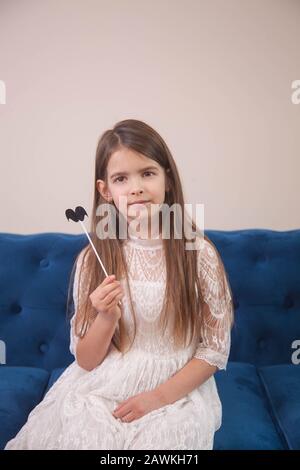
(96, 179, 113, 202)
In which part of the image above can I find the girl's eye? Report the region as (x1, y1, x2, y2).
(114, 176, 126, 183)
(113, 172, 155, 183)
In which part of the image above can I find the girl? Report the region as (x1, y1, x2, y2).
(5, 119, 234, 450)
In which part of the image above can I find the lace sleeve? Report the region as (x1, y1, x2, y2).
(193, 238, 234, 370)
(69, 246, 90, 360)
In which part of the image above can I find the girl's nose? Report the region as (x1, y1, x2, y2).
(130, 187, 144, 196)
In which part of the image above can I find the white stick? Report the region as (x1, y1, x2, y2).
(78, 220, 123, 309)
(79, 220, 109, 277)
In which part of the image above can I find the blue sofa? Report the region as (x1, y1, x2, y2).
(0, 229, 300, 450)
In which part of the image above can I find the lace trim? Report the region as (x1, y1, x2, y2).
(193, 347, 228, 370)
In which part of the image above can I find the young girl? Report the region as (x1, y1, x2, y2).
(5, 119, 234, 450)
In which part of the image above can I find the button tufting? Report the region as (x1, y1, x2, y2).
(284, 296, 294, 309)
(39, 343, 49, 353)
(40, 259, 49, 268)
(11, 304, 22, 314)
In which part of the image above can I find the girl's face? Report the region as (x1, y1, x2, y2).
(97, 147, 169, 224)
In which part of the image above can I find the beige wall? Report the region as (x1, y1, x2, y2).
(0, 0, 299, 234)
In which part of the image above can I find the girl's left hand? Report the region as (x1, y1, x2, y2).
(112, 389, 166, 423)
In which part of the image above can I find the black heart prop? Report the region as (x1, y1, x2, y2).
(65, 206, 88, 222)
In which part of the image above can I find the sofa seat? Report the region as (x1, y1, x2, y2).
(214, 362, 300, 450)
(257, 364, 300, 450)
(0, 366, 50, 449)
(2, 361, 300, 450)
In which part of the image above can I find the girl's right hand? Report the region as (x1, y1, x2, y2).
(89, 275, 124, 321)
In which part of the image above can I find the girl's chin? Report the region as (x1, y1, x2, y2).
(127, 211, 149, 221)
(127, 204, 149, 218)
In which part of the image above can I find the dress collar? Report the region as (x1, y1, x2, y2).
(126, 230, 163, 248)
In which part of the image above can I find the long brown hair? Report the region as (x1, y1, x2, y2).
(66, 119, 234, 355)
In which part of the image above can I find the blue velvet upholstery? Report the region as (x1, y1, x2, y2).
(0, 367, 50, 449)
(0, 229, 299, 449)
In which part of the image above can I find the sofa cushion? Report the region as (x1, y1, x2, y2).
(208, 229, 300, 367)
(43, 367, 66, 395)
(0, 366, 49, 449)
(214, 362, 287, 449)
(258, 364, 300, 450)
(0, 233, 87, 371)
(1, 362, 294, 450)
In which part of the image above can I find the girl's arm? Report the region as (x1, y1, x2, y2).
(155, 357, 217, 406)
(70, 248, 122, 371)
(156, 238, 234, 405)
(76, 312, 119, 371)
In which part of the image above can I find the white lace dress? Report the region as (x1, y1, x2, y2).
(5, 234, 233, 450)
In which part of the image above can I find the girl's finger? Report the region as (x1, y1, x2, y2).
(99, 282, 122, 300)
(114, 398, 130, 413)
(115, 404, 130, 418)
(104, 287, 123, 305)
(103, 275, 115, 284)
(105, 296, 119, 310)
(103, 278, 121, 291)
(122, 412, 135, 423)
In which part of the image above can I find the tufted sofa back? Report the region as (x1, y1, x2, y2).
(208, 229, 300, 366)
(0, 233, 87, 371)
(0, 229, 299, 372)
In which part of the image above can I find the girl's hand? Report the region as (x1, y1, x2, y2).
(112, 389, 167, 423)
(89, 275, 124, 321)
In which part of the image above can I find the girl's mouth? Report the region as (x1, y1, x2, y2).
(128, 200, 150, 206)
